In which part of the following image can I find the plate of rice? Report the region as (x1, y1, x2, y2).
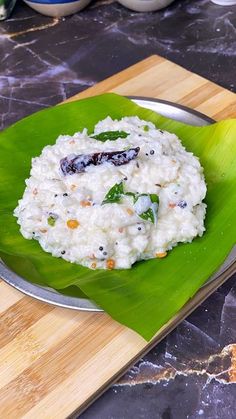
(0, 96, 235, 315)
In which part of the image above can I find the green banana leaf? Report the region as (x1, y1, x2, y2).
(0, 93, 235, 340)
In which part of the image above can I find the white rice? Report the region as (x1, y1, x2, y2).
(14, 116, 207, 270)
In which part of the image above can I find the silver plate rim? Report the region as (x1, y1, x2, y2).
(0, 96, 234, 311)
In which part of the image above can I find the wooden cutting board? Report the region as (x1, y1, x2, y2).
(0, 55, 235, 419)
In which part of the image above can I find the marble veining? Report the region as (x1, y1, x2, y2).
(0, 1, 236, 418)
(81, 276, 236, 418)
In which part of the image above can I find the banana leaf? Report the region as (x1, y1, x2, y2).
(0, 93, 235, 340)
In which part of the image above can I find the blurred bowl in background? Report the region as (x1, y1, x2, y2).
(117, 0, 175, 12)
(23, 0, 91, 17)
(211, 0, 236, 4)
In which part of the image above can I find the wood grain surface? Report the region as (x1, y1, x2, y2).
(0, 55, 235, 419)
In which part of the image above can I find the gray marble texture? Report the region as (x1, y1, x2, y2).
(0, 0, 236, 418)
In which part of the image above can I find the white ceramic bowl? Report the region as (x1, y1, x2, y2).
(211, 0, 236, 4)
(23, 0, 91, 17)
(117, 0, 175, 12)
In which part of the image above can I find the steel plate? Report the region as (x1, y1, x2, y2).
(0, 97, 235, 311)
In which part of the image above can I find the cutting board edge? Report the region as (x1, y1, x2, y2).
(65, 54, 236, 106)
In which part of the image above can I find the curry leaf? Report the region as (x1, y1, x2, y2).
(138, 194, 159, 224)
(91, 130, 129, 142)
(131, 193, 159, 224)
(102, 182, 124, 204)
(139, 208, 155, 223)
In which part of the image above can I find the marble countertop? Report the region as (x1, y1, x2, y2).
(1, 0, 236, 417)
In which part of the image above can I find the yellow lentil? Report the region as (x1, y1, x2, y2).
(40, 228, 47, 233)
(126, 208, 134, 215)
(80, 200, 91, 207)
(155, 252, 167, 259)
(106, 259, 115, 270)
(67, 219, 80, 229)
